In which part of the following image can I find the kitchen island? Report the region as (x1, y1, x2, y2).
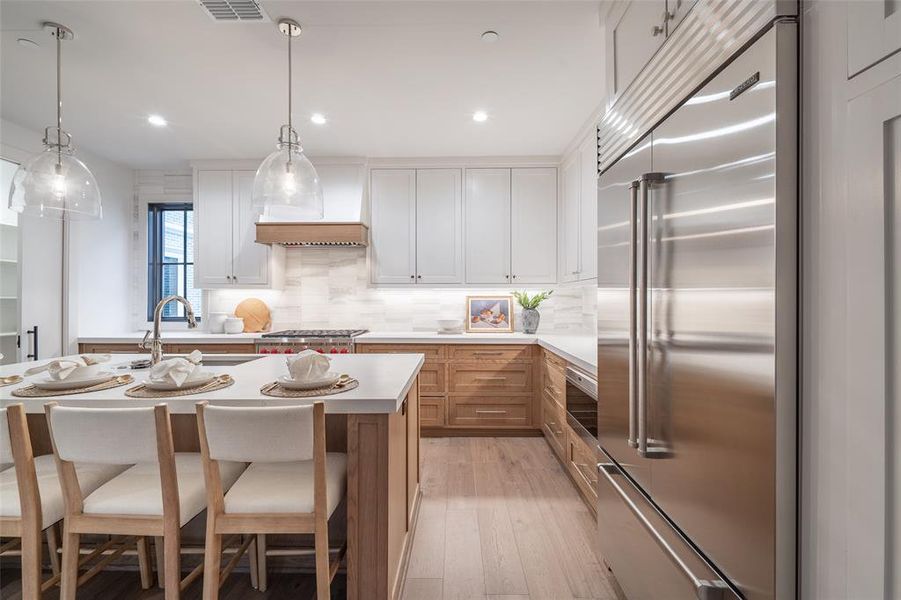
(0, 353, 424, 600)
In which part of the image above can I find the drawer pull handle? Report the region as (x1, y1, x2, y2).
(473, 351, 504, 356)
(545, 385, 560, 396)
(475, 376, 507, 382)
(476, 410, 507, 415)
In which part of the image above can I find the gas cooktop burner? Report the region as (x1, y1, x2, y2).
(260, 329, 368, 339)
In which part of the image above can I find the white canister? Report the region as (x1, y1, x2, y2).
(208, 312, 229, 334)
(224, 317, 245, 334)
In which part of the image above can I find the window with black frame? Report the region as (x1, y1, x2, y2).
(147, 203, 202, 321)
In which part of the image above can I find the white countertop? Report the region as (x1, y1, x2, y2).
(356, 331, 597, 374)
(0, 354, 423, 415)
(79, 331, 259, 344)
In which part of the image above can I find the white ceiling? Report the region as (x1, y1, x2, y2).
(0, 1, 605, 169)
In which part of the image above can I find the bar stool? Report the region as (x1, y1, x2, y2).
(0, 404, 128, 599)
(44, 402, 245, 600)
(196, 401, 347, 600)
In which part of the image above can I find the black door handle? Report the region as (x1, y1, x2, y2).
(26, 325, 38, 360)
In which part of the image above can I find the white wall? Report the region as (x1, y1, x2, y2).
(0, 118, 133, 345)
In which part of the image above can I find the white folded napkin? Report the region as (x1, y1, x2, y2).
(25, 354, 111, 381)
(149, 350, 202, 387)
(286, 349, 331, 381)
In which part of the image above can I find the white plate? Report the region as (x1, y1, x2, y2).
(33, 371, 117, 390)
(144, 371, 216, 392)
(278, 373, 341, 391)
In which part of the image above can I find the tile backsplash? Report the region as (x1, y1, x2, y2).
(207, 247, 596, 336)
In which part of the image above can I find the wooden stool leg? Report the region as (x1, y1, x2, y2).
(154, 536, 165, 589)
(163, 531, 181, 600)
(59, 522, 80, 600)
(248, 536, 259, 590)
(314, 520, 330, 600)
(137, 536, 153, 589)
(46, 523, 61, 577)
(257, 534, 267, 592)
(20, 523, 42, 600)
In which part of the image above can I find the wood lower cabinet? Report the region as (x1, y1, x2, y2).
(357, 343, 538, 433)
(566, 430, 599, 515)
(541, 390, 566, 459)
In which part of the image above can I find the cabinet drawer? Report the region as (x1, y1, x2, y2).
(449, 364, 531, 393)
(449, 397, 530, 426)
(419, 363, 446, 395)
(543, 349, 567, 369)
(420, 398, 446, 427)
(542, 365, 565, 407)
(448, 345, 531, 362)
(357, 344, 446, 362)
(567, 432, 599, 507)
(542, 395, 565, 458)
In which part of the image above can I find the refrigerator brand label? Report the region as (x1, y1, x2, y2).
(730, 72, 760, 100)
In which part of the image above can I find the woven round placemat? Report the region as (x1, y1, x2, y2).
(259, 378, 359, 398)
(12, 375, 134, 398)
(124, 374, 235, 398)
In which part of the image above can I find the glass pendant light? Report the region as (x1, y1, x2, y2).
(253, 18, 323, 219)
(9, 22, 101, 220)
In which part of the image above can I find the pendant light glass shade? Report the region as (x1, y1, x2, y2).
(10, 137, 102, 220)
(253, 18, 323, 220)
(9, 22, 101, 220)
(253, 126, 323, 219)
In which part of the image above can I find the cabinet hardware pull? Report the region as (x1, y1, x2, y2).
(473, 351, 504, 356)
(652, 23, 665, 36)
(474, 376, 507, 382)
(410, 275, 415, 279)
(476, 410, 506, 415)
(417, 275, 422, 279)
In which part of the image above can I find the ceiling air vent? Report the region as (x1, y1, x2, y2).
(198, 0, 270, 22)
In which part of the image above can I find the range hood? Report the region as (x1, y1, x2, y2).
(256, 221, 368, 247)
(255, 160, 369, 247)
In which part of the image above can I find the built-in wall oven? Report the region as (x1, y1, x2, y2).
(565, 366, 598, 445)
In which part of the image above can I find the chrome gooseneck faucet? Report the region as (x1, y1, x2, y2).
(142, 295, 197, 365)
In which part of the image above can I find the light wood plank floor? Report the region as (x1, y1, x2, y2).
(404, 437, 617, 600)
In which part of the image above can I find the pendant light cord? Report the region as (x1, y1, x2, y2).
(56, 26, 62, 167)
(287, 29, 292, 136)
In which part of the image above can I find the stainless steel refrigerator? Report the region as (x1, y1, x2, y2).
(596, 21, 797, 600)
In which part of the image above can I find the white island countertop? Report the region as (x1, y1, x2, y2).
(356, 331, 597, 373)
(0, 353, 424, 415)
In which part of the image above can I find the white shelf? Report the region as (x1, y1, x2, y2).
(0, 332, 18, 337)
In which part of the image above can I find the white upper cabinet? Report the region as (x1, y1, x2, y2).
(194, 169, 280, 289)
(847, 1, 901, 78)
(560, 153, 582, 282)
(195, 170, 234, 288)
(465, 169, 512, 284)
(370, 169, 416, 284)
(511, 168, 557, 284)
(231, 171, 269, 286)
(606, 0, 668, 102)
(416, 169, 463, 284)
(579, 135, 598, 280)
(666, 0, 697, 35)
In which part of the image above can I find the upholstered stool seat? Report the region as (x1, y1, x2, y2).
(0, 455, 127, 529)
(223, 454, 346, 516)
(84, 453, 244, 527)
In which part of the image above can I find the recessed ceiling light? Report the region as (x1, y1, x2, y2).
(17, 38, 39, 48)
(311, 113, 327, 125)
(147, 114, 167, 127)
(481, 31, 499, 43)
(472, 111, 488, 123)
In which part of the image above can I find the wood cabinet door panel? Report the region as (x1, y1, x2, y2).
(449, 364, 531, 393)
(357, 344, 446, 361)
(567, 431, 599, 509)
(420, 399, 446, 427)
(449, 399, 530, 426)
(418, 364, 446, 395)
(541, 394, 566, 458)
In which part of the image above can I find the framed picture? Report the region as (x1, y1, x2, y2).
(465, 296, 514, 333)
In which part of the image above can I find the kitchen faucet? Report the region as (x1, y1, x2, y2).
(141, 295, 197, 365)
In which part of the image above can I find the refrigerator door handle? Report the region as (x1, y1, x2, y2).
(628, 180, 639, 448)
(637, 172, 666, 458)
(597, 462, 732, 600)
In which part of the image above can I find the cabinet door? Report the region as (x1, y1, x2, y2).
(231, 171, 269, 286)
(848, 1, 901, 78)
(464, 169, 511, 284)
(416, 169, 463, 284)
(666, 0, 696, 35)
(560, 153, 581, 282)
(371, 169, 416, 284)
(195, 170, 233, 288)
(579, 135, 598, 280)
(511, 168, 557, 283)
(606, 0, 667, 100)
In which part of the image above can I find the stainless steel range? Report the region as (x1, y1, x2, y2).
(255, 329, 368, 355)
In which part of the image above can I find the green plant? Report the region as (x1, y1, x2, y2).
(511, 290, 553, 310)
